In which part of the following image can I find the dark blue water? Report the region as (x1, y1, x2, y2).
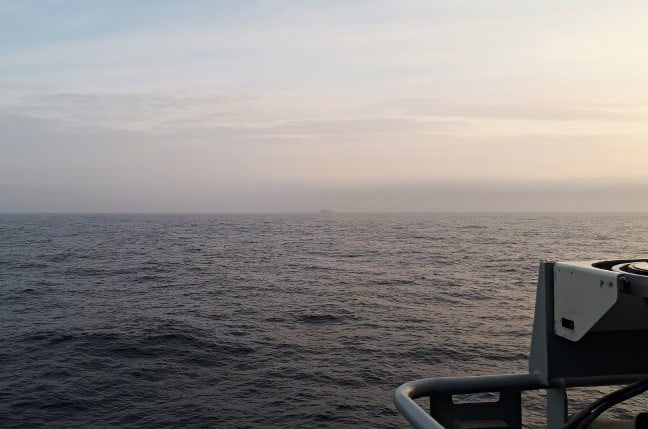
(2, 213, 648, 428)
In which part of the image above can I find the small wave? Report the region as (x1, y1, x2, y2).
(69, 267, 106, 277)
(134, 274, 166, 282)
(302, 264, 336, 272)
(368, 279, 416, 286)
(46, 253, 72, 263)
(315, 413, 339, 422)
(13, 261, 49, 269)
(48, 334, 78, 345)
(297, 314, 343, 324)
(23, 327, 256, 363)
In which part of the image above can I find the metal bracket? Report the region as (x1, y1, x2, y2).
(553, 262, 619, 341)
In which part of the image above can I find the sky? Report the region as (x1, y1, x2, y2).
(2, 0, 648, 212)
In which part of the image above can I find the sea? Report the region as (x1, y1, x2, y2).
(2, 212, 648, 428)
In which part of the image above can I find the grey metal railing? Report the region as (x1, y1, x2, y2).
(394, 373, 543, 429)
(394, 373, 646, 429)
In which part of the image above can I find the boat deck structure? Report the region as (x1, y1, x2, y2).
(394, 261, 648, 429)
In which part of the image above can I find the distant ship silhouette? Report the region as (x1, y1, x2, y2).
(319, 208, 333, 214)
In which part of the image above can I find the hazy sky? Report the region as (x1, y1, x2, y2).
(2, 1, 648, 212)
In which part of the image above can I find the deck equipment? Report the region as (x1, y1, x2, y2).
(394, 260, 648, 429)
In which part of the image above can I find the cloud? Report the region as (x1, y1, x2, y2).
(394, 99, 648, 122)
(3, 92, 259, 131)
(297, 178, 648, 212)
(3, 177, 648, 213)
(1, 91, 467, 139)
(7, 89, 644, 146)
(4, 1, 639, 97)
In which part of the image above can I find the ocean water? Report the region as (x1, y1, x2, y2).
(2, 213, 648, 428)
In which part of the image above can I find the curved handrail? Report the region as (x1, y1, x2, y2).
(394, 374, 545, 429)
(393, 373, 648, 429)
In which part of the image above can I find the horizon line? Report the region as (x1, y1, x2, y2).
(2, 210, 648, 215)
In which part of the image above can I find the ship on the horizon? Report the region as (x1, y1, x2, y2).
(319, 208, 333, 214)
